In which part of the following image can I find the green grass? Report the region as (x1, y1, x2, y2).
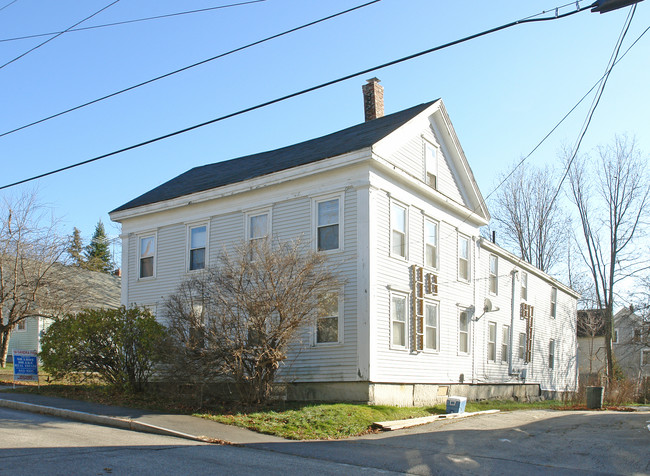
(197, 403, 445, 440)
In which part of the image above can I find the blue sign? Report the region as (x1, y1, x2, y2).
(13, 350, 39, 382)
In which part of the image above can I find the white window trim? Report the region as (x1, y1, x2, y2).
(521, 271, 528, 301)
(501, 325, 510, 364)
(489, 254, 498, 295)
(390, 290, 409, 351)
(186, 222, 210, 272)
(487, 321, 497, 362)
(137, 231, 157, 280)
(457, 233, 471, 283)
(423, 299, 440, 353)
(423, 216, 439, 271)
(518, 332, 526, 361)
(613, 327, 619, 344)
(423, 138, 439, 189)
(549, 339, 556, 370)
(245, 208, 272, 242)
(16, 319, 27, 332)
(311, 192, 344, 253)
(314, 288, 344, 346)
(390, 199, 409, 261)
(458, 307, 471, 355)
(550, 287, 558, 318)
(641, 348, 650, 367)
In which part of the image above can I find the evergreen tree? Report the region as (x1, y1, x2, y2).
(84, 220, 113, 273)
(67, 227, 85, 267)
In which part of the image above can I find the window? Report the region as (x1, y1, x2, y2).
(487, 321, 497, 361)
(248, 212, 269, 242)
(521, 272, 528, 301)
(633, 328, 641, 343)
(642, 349, 650, 366)
(139, 235, 155, 278)
(549, 339, 556, 369)
(489, 255, 498, 295)
(316, 292, 340, 344)
(502, 325, 510, 363)
(459, 310, 470, 353)
(518, 332, 526, 360)
(424, 302, 438, 351)
(16, 320, 26, 331)
(550, 287, 557, 318)
(391, 293, 407, 348)
(425, 141, 438, 189)
(613, 328, 619, 344)
(391, 202, 407, 258)
(424, 219, 438, 269)
(188, 225, 207, 271)
(316, 198, 340, 251)
(458, 234, 470, 281)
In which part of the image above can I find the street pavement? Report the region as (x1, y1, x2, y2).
(1, 388, 649, 475)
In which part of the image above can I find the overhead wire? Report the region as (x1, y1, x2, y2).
(0, 0, 120, 70)
(0, 0, 381, 140)
(0, 0, 18, 13)
(0, 2, 597, 191)
(0, 0, 265, 43)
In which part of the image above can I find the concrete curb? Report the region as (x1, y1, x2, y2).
(0, 398, 214, 443)
(374, 409, 500, 431)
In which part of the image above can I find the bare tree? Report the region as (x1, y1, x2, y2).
(490, 164, 570, 273)
(567, 136, 649, 383)
(0, 191, 72, 367)
(164, 238, 341, 404)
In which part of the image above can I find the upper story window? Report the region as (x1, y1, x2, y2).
(642, 349, 650, 366)
(248, 211, 269, 242)
(459, 309, 470, 354)
(424, 219, 438, 269)
(424, 141, 438, 189)
(391, 292, 407, 349)
(549, 339, 556, 369)
(16, 320, 26, 331)
(316, 291, 340, 344)
(501, 325, 510, 363)
(613, 328, 619, 344)
(391, 202, 407, 259)
(316, 198, 340, 251)
(521, 271, 528, 301)
(424, 302, 438, 351)
(139, 235, 155, 279)
(487, 321, 497, 361)
(458, 234, 470, 282)
(550, 287, 557, 318)
(188, 225, 207, 271)
(489, 255, 498, 295)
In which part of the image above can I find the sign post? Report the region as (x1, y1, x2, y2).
(12, 350, 39, 389)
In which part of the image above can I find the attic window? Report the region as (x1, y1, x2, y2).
(425, 141, 438, 189)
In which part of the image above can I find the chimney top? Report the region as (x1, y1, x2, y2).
(362, 77, 384, 122)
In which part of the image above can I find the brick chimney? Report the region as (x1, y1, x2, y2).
(362, 77, 384, 122)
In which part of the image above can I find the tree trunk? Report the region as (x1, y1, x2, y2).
(0, 329, 10, 368)
(605, 304, 614, 384)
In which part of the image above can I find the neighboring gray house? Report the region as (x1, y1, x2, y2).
(6, 267, 121, 362)
(110, 80, 579, 404)
(577, 307, 650, 384)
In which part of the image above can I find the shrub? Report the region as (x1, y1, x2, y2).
(40, 306, 167, 392)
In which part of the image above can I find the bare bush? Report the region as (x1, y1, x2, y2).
(164, 238, 341, 404)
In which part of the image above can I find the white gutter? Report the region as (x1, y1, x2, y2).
(509, 268, 519, 377)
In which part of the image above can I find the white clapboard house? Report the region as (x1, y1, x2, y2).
(110, 79, 579, 405)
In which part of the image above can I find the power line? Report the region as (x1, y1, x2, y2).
(0, 0, 18, 13)
(0, 0, 265, 43)
(0, 0, 120, 71)
(0, 2, 596, 191)
(0, 0, 381, 140)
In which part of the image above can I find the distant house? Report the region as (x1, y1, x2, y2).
(6, 267, 121, 362)
(110, 79, 579, 404)
(577, 307, 650, 383)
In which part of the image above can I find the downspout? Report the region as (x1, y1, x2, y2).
(509, 269, 519, 377)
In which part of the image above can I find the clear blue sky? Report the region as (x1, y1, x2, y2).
(1, 0, 648, 260)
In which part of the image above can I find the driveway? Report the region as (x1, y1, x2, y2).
(248, 410, 650, 475)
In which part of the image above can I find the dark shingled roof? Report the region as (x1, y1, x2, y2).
(112, 101, 437, 213)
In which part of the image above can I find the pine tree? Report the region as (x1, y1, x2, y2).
(84, 220, 113, 273)
(67, 227, 85, 267)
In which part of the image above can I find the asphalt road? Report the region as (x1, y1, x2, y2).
(1, 407, 649, 475)
(0, 407, 396, 475)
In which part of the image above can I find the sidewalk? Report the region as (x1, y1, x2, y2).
(0, 388, 285, 445)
